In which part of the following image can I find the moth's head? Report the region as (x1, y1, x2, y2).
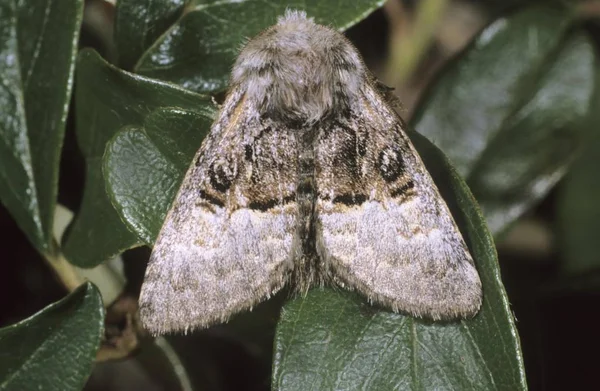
(231, 10, 366, 124)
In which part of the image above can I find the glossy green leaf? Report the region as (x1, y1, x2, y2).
(104, 126, 173, 245)
(0, 283, 104, 391)
(273, 132, 526, 390)
(467, 33, 598, 234)
(63, 49, 215, 267)
(557, 122, 600, 274)
(0, 0, 82, 254)
(144, 108, 213, 171)
(411, 4, 598, 234)
(135, 0, 386, 93)
(104, 109, 212, 244)
(115, 0, 188, 70)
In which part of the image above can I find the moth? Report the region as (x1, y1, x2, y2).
(139, 10, 482, 335)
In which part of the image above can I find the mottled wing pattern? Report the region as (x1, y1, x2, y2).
(315, 86, 482, 319)
(139, 88, 298, 334)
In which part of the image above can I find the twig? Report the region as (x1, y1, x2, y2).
(44, 245, 87, 292)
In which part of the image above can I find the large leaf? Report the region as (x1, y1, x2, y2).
(114, 0, 188, 70)
(104, 108, 213, 244)
(273, 132, 526, 390)
(63, 50, 215, 268)
(411, 4, 598, 234)
(0, 283, 104, 391)
(135, 0, 386, 93)
(0, 0, 82, 254)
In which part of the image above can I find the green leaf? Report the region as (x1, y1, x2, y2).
(104, 108, 213, 244)
(0, 0, 83, 254)
(135, 0, 386, 93)
(411, 4, 598, 234)
(115, 0, 188, 70)
(104, 126, 171, 245)
(557, 120, 600, 274)
(273, 132, 526, 390)
(144, 108, 213, 171)
(0, 283, 104, 391)
(63, 49, 215, 267)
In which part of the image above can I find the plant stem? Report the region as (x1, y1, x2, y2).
(44, 246, 87, 292)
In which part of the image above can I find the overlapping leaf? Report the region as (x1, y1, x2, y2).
(0, 0, 82, 254)
(411, 4, 599, 234)
(63, 50, 215, 267)
(104, 109, 212, 244)
(0, 283, 104, 391)
(114, 0, 188, 70)
(135, 0, 387, 93)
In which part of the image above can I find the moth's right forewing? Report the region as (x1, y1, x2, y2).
(139, 87, 298, 335)
(315, 85, 482, 320)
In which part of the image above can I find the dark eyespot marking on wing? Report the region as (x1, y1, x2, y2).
(209, 161, 235, 192)
(378, 147, 405, 183)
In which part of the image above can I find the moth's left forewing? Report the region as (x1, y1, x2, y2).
(315, 84, 482, 320)
(139, 86, 299, 334)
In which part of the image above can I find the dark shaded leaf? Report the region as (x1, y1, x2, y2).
(272, 132, 527, 390)
(115, 0, 188, 70)
(411, 4, 598, 234)
(0, 283, 104, 391)
(135, 0, 386, 93)
(63, 50, 215, 267)
(0, 0, 82, 254)
(557, 117, 600, 274)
